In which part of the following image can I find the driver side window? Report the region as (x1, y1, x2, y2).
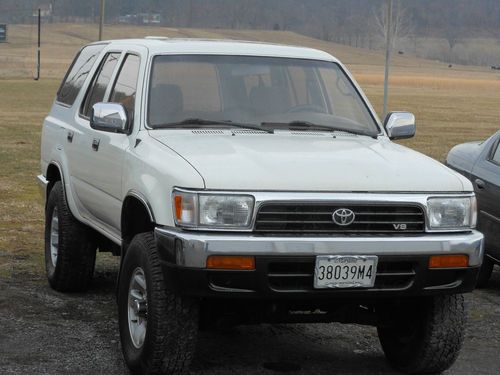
(81, 52, 121, 118)
(110, 54, 140, 120)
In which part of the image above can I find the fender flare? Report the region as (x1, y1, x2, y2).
(123, 189, 156, 224)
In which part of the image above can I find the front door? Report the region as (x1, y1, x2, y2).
(71, 48, 145, 236)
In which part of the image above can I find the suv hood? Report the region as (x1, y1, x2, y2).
(150, 131, 468, 192)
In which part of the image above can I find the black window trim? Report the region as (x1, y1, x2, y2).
(55, 42, 109, 108)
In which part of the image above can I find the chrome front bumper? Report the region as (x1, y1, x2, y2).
(155, 227, 484, 268)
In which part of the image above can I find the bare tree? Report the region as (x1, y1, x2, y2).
(444, 29, 461, 50)
(441, 14, 463, 62)
(228, 0, 255, 29)
(373, 0, 413, 52)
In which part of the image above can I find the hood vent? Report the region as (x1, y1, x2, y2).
(231, 129, 269, 135)
(290, 130, 358, 137)
(290, 131, 329, 136)
(191, 129, 225, 135)
(333, 131, 358, 137)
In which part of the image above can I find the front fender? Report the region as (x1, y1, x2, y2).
(122, 136, 205, 227)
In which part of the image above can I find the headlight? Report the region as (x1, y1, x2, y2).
(173, 190, 254, 229)
(199, 195, 254, 227)
(427, 196, 477, 230)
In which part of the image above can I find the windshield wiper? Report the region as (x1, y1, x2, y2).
(261, 121, 377, 138)
(152, 118, 274, 133)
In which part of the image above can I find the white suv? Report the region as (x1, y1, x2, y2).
(38, 38, 484, 375)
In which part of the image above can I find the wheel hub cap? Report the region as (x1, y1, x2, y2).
(133, 299, 147, 317)
(49, 207, 59, 267)
(127, 267, 148, 349)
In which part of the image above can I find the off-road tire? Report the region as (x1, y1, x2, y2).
(377, 294, 466, 374)
(118, 232, 199, 375)
(476, 257, 494, 288)
(44, 181, 97, 292)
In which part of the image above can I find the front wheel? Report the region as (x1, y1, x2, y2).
(377, 294, 466, 374)
(118, 232, 199, 375)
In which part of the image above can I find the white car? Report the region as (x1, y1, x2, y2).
(38, 38, 484, 375)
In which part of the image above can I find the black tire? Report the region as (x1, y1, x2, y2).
(476, 257, 494, 288)
(118, 232, 199, 375)
(44, 181, 97, 292)
(377, 294, 466, 374)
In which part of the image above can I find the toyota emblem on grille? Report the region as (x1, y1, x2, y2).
(332, 208, 355, 226)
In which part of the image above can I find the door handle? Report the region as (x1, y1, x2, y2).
(475, 178, 485, 190)
(67, 131, 74, 143)
(92, 138, 100, 151)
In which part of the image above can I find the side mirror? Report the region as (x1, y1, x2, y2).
(384, 112, 416, 140)
(90, 103, 128, 133)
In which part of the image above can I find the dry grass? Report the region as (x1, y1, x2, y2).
(0, 24, 499, 280)
(0, 79, 59, 277)
(364, 84, 500, 161)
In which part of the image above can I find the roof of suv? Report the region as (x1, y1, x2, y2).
(93, 38, 338, 62)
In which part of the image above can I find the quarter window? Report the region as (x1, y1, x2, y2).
(110, 54, 140, 119)
(492, 141, 500, 164)
(57, 44, 106, 106)
(81, 52, 121, 118)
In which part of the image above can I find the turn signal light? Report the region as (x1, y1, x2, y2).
(206, 256, 255, 270)
(174, 195, 183, 220)
(429, 255, 469, 268)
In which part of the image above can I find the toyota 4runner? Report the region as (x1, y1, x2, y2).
(38, 38, 484, 374)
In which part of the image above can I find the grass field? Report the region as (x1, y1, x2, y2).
(0, 23, 499, 280)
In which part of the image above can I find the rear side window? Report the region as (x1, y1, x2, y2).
(81, 52, 121, 118)
(110, 54, 140, 119)
(492, 142, 500, 164)
(57, 44, 106, 106)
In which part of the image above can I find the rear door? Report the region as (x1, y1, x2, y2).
(472, 134, 500, 260)
(53, 43, 106, 210)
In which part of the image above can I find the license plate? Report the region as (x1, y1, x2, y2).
(314, 255, 378, 289)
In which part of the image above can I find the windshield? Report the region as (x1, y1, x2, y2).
(147, 55, 379, 134)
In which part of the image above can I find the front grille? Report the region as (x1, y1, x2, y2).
(254, 203, 425, 234)
(267, 258, 416, 291)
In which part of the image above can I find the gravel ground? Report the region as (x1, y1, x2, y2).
(1, 258, 499, 375)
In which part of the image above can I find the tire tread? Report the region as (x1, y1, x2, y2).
(378, 294, 466, 374)
(119, 232, 198, 375)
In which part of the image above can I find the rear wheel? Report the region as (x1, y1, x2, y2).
(377, 294, 466, 374)
(44, 181, 97, 292)
(118, 232, 199, 375)
(476, 257, 494, 288)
